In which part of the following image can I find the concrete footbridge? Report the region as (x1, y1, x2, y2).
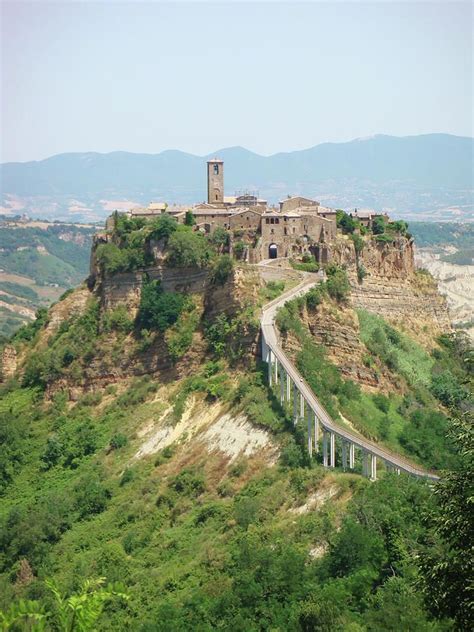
(260, 275, 439, 481)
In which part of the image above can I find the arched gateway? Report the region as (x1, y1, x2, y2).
(269, 244, 278, 259)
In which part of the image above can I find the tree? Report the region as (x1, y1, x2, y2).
(209, 227, 229, 251)
(372, 216, 386, 235)
(149, 213, 178, 241)
(419, 413, 474, 629)
(184, 210, 195, 226)
(211, 255, 234, 285)
(325, 267, 350, 302)
(136, 278, 186, 332)
(166, 228, 211, 268)
(336, 210, 357, 234)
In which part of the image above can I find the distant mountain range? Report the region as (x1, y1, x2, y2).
(1, 134, 473, 222)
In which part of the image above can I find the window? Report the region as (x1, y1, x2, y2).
(275, 218, 279, 224)
(266, 218, 270, 224)
(215, 194, 218, 201)
(284, 227, 287, 235)
(213, 164, 219, 175)
(292, 227, 296, 234)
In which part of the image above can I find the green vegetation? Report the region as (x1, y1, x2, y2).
(136, 277, 188, 333)
(325, 264, 350, 302)
(0, 358, 462, 631)
(204, 306, 259, 361)
(276, 295, 468, 469)
(357, 310, 434, 386)
(0, 281, 38, 301)
(0, 215, 471, 630)
(166, 227, 212, 267)
(290, 253, 320, 272)
(0, 225, 94, 286)
(210, 254, 234, 285)
(259, 280, 286, 302)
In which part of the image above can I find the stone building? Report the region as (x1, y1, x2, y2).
(207, 158, 224, 205)
(104, 158, 339, 264)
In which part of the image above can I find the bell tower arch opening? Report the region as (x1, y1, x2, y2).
(207, 159, 224, 205)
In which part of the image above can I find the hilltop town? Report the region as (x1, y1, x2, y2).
(105, 159, 390, 265)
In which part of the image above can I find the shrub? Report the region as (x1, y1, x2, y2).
(211, 254, 234, 285)
(431, 371, 468, 408)
(372, 216, 386, 235)
(165, 306, 199, 361)
(166, 227, 211, 267)
(120, 468, 134, 486)
(149, 214, 178, 241)
(209, 227, 229, 250)
(357, 264, 366, 283)
(136, 277, 186, 332)
(109, 433, 128, 450)
(351, 233, 365, 254)
(325, 266, 350, 302)
(41, 436, 63, 470)
(102, 305, 133, 334)
(169, 469, 205, 497)
(372, 393, 390, 413)
(306, 286, 324, 310)
(75, 474, 111, 518)
(233, 241, 246, 259)
(375, 233, 393, 244)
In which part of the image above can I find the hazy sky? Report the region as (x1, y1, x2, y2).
(1, 1, 472, 163)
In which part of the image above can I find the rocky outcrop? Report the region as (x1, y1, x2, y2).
(98, 266, 209, 318)
(0, 345, 17, 381)
(332, 235, 451, 343)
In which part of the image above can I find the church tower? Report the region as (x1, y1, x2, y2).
(207, 158, 224, 205)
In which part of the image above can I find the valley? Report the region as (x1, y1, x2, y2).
(0, 218, 96, 338)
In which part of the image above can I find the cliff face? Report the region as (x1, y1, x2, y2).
(1, 249, 264, 395)
(332, 235, 451, 344)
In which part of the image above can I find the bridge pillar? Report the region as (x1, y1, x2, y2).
(314, 413, 319, 454)
(396, 467, 401, 476)
(362, 451, 369, 478)
(286, 372, 291, 401)
(307, 408, 313, 456)
(349, 443, 355, 469)
(274, 356, 279, 384)
(268, 349, 273, 386)
(322, 431, 328, 467)
(300, 392, 305, 420)
(279, 366, 285, 404)
(371, 455, 377, 481)
(292, 382, 298, 424)
(342, 441, 348, 471)
(330, 432, 336, 468)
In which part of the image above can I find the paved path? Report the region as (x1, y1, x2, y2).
(261, 275, 439, 480)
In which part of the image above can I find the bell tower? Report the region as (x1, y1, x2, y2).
(207, 158, 224, 205)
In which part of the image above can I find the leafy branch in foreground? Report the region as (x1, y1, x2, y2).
(0, 577, 129, 632)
